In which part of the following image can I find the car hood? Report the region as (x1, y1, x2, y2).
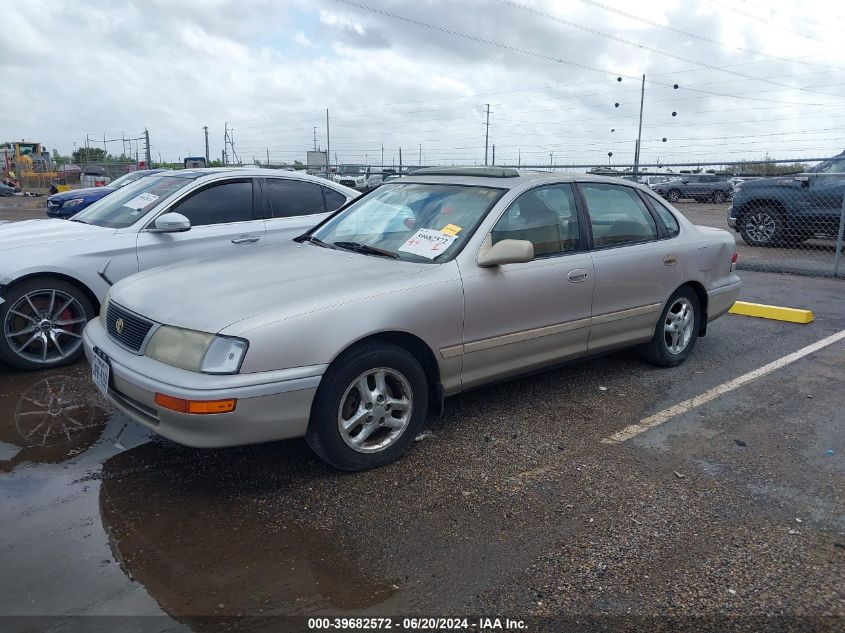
(48, 186, 115, 201)
(0, 219, 114, 252)
(109, 243, 434, 334)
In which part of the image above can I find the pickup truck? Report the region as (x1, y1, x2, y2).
(727, 152, 845, 246)
(652, 174, 734, 203)
(333, 165, 383, 191)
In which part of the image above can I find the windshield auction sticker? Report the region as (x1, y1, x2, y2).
(440, 223, 462, 236)
(123, 192, 159, 210)
(398, 228, 457, 259)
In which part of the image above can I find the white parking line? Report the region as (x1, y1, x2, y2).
(601, 329, 845, 445)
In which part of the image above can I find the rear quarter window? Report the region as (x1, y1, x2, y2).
(648, 196, 681, 238)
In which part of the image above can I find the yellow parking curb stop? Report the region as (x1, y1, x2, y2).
(728, 301, 814, 324)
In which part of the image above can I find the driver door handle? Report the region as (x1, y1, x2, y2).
(567, 269, 589, 283)
(231, 235, 261, 244)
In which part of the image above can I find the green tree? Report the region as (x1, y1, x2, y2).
(293, 160, 305, 170)
(72, 147, 107, 164)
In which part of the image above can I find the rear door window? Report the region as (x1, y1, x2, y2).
(266, 179, 326, 218)
(580, 183, 658, 248)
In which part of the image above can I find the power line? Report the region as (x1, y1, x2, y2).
(578, 0, 843, 70)
(495, 0, 844, 98)
(330, 0, 842, 106)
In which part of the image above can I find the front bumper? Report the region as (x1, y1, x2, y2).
(82, 317, 324, 448)
(727, 206, 738, 229)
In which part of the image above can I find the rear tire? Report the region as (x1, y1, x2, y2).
(306, 341, 429, 471)
(0, 277, 94, 371)
(711, 191, 726, 203)
(640, 287, 700, 368)
(666, 189, 681, 202)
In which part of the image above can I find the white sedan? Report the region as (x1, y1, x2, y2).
(0, 168, 357, 370)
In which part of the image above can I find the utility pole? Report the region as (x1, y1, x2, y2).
(492, 144, 495, 166)
(633, 74, 645, 177)
(326, 109, 331, 175)
(266, 147, 270, 166)
(223, 123, 228, 165)
(203, 125, 210, 164)
(103, 133, 108, 156)
(144, 128, 151, 168)
(484, 104, 490, 166)
(122, 132, 126, 158)
(381, 144, 384, 169)
(313, 126, 318, 151)
(518, 148, 521, 168)
(550, 152, 553, 171)
(419, 144, 422, 166)
(399, 147, 403, 172)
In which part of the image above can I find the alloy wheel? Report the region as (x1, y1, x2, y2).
(664, 297, 694, 355)
(3, 289, 87, 364)
(743, 212, 777, 244)
(337, 367, 413, 453)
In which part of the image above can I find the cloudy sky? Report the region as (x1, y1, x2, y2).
(3, 0, 844, 168)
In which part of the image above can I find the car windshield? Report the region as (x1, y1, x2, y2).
(70, 175, 199, 228)
(108, 171, 149, 189)
(310, 183, 505, 263)
(808, 154, 845, 174)
(338, 165, 363, 175)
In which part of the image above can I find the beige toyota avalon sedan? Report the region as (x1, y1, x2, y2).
(83, 168, 741, 471)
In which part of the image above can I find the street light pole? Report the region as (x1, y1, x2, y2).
(633, 74, 645, 177)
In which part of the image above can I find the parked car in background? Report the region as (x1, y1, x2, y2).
(1, 168, 357, 370)
(728, 151, 845, 246)
(652, 174, 734, 203)
(83, 167, 740, 471)
(333, 165, 383, 191)
(46, 169, 169, 218)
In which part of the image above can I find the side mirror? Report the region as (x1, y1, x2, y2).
(150, 212, 191, 233)
(477, 239, 534, 267)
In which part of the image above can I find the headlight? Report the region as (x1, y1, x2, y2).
(63, 198, 85, 208)
(145, 326, 248, 374)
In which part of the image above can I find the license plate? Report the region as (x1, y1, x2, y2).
(92, 351, 110, 396)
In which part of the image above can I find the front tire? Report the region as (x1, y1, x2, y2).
(711, 191, 726, 203)
(666, 189, 681, 202)
(738, 207, 786, 247)
(0, 277, 94, 370)
(306, 341, 429, 471)
(640, 287, 700, 367)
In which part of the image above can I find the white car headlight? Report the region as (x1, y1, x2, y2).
(63, 198, 85, 208)
(145, 326, 248, 374)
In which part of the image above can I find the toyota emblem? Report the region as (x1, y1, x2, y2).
(115, 318, 124, 334)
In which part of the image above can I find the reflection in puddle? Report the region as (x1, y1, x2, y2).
(99, 442, 399, 627)
(0, 372, 109, 472)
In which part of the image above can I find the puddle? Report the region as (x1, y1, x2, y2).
(0, 365, 109, 472)
(99, 441, 401, 625)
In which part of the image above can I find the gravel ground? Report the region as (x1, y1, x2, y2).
(0, 271, 843, 632)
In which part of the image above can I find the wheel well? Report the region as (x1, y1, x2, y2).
(3, 273, 100, 313)
(337, 331, 443, 411)
(681, 281, 709, 337)
(735, 198, 786, 219)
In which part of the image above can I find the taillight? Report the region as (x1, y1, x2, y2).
(730, 251, 738, 272)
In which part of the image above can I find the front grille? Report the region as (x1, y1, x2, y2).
(106, 302, 154, 353)
(339, 179, 357, 188)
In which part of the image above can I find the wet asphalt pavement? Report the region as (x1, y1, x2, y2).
(0, 269, 843, 632)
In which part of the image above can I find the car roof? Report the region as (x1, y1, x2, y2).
(155, 167, 356, 191)
(399, 168, 658, 192)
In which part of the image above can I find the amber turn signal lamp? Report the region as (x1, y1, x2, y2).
(154, 393, 237, 414)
